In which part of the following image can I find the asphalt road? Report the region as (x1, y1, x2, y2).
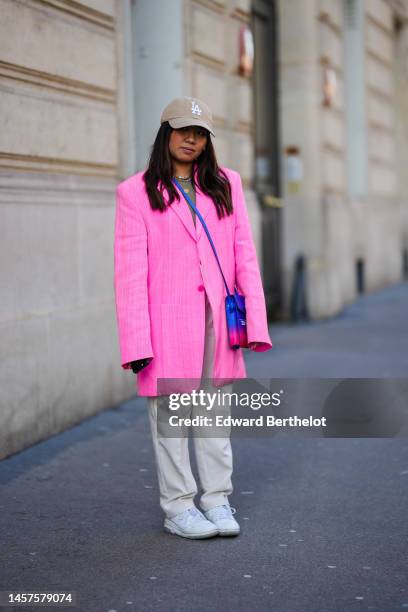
(1, 282, 408, 612)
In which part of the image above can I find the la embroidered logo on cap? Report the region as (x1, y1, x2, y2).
(191, 100, 202, 116)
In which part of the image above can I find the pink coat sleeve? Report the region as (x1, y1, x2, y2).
(233, 172, 273, 352)
(114, 184, 154, 368)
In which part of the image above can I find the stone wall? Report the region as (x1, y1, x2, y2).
(278, 0, 408, 319)
(0, 0, 131, 459)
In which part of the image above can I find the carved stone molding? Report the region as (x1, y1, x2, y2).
(0, 169, 116, 205)
(386, 0, 408, 23)
(0, 61, 115, 103)
(31, 0, 114, 30)
(0, 152, 117, 178)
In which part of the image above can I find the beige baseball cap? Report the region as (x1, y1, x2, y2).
(160, 96, 215, 137)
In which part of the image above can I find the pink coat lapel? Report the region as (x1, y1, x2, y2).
(160, 166, 213, 242)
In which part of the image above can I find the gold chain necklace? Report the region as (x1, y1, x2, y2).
(174, 174, 192, 193)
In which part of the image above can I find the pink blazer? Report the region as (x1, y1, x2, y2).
(113, 165, 272, 396)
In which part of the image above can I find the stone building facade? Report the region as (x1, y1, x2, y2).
(1, 0, 407, 457)
(279, 0, 408, 318)
(0, 0, 121, 458)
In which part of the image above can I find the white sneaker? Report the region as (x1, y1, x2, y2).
(164, 506, 219, 539)
(203, 504, 240, 536)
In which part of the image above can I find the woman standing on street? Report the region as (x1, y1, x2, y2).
(114, 96, 272, 539)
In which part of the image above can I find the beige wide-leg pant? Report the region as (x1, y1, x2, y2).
(147, 292, 233, 519)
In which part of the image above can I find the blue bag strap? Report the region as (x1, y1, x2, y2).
(173, 177, 234, 298)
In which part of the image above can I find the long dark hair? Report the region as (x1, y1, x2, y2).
(143, 122, 233, 219)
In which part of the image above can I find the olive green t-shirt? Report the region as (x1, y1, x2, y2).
(177, 177, 196, 226)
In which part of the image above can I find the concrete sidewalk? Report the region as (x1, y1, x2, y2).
(1, 282, 408, 612)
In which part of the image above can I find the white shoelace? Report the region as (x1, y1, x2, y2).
(182, 507, 206, 523)
(188, 507, 203, 518)
(208, 504, 236, 520)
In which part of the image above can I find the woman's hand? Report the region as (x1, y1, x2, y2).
(248, 342, 260, 350)
(130, 358, 153, 373)
(248, 341, 271, 351)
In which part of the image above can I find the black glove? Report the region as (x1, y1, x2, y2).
(130, 358, 152, 373)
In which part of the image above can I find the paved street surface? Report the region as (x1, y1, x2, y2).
(1, 283, 408, 612)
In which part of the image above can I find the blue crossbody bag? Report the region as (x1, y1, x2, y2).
(173, 178, 248, 350)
